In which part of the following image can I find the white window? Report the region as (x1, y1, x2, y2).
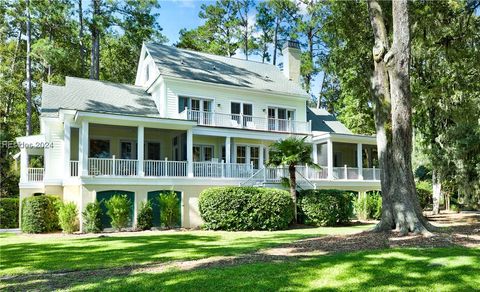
(89, 139, 110, 158)
(236, 146, 246, 164)
(236, 145, 260, 169)
(268, 107, 295, 131)
(193, 145, 214, 162)
(231, 102, 253, 126)
(178, 96, 212, 113)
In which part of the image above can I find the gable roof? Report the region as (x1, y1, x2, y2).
(41, 77, 159, 117)
(144, 43, 309, 98)
(307, 107, 352, 134)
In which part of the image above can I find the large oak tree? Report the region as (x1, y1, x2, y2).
(367, 0, 435, 234)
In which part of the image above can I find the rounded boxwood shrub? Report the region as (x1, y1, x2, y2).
(83, 201, 103, 233)
(21, 195, 60, 233)
(58, 202, 78, 234)
(199, 187, 294, 231)
(137, 201, 153, 231)
(299, 190, 354, 226)
(0, 198, 19, 228)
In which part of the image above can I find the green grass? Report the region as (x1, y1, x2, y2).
(0, 225, 370, 276)
(5, 247, 479, 291)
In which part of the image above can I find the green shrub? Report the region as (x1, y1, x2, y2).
(159, 192, 180, 228)
(58, 202, 78, 234)
(416, 187, 432, 209)
(105, 194, 132, 231)
(298, 190, 354, 226)
(354, 191, 382, 220)
(83, 201, 103, 233)
(450, 204, 460, 213)
(0, 198, 19, 228)
(199, 187, 294, 231)
(21, 195, 60, 233)
(137, 201, 153, 230)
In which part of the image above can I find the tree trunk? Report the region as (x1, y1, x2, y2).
(273, 18, 279, 65)
(79, 0, 85, 76)
(432, 169, 441, 215)
(90, 0, 100, 80)
(289, 164, 297, 222)
(367, 0, 435, 235)
(25, 0, 32, 136)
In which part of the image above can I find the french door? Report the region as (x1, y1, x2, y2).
(268, 107, 295, 131)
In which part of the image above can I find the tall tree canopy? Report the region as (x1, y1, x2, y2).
(0, 0, 166, 197)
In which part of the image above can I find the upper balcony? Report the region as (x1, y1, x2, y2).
(179, 109, 312, 134)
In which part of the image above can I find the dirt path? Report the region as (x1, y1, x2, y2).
(2, 212, 479, 291)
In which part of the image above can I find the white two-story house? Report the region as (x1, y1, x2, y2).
(16, 41, 380, 230)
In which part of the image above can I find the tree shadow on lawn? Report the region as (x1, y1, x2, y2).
(4, 247, 479, 291)
(0, 231, 323, 277)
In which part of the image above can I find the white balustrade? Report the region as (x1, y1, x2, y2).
(88, 157, 137, 176)
(144, 159, 187, 177)
(27, 168, 44, 182)
(182, 109, 311, 134)
(70, 161, 79, 177)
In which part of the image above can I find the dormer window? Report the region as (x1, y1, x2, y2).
(145, 64, 149, 82)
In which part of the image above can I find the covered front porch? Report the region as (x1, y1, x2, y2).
(68, 123, 268, 179)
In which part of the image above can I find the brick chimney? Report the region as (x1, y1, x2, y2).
(282, 40, 301, 84)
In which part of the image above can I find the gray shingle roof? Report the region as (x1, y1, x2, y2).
(41, 77, 159, 117)
(307, 107, 352, 134)
(145, 43, 309, 98)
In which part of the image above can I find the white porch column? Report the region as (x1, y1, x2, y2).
(357, 143, 363, 180)
(259, 144, 264, 167)
(137, 126, 144, 176)
(64, 120, 71, 177)
(327, 139, 333, 179)
(20, 148, 28, 183)
(312, 143, 318, 164)
(187, 128, 193, 177)
(79, 120, 89, 176)
(225, 136, 231, 163)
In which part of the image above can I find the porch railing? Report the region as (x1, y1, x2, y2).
(193, 161, 254, 178)
(88, 157, 137, 176)
(70, 161, 79, 177)
(182, 109, 312, 134)
(144, 160, 187, 177)
(27, 168, 44, 182)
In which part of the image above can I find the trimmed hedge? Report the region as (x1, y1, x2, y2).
(21, 195, 60, 233)
(299, 190, 354, 226)
(0, 198, 19, 228)
(199, 187, 294, 231)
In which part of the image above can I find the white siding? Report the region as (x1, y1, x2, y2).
(43, 118, 64, 181)
(163, 79, 307, 122)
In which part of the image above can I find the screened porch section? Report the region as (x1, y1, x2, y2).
(314, 142, 380, 180)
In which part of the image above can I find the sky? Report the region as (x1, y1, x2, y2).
(154, 0, 322, 99)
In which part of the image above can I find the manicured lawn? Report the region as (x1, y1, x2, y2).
(0, 225, 370, 276)
(64, 247, 480, 291)
(3, 245, 478, 291)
